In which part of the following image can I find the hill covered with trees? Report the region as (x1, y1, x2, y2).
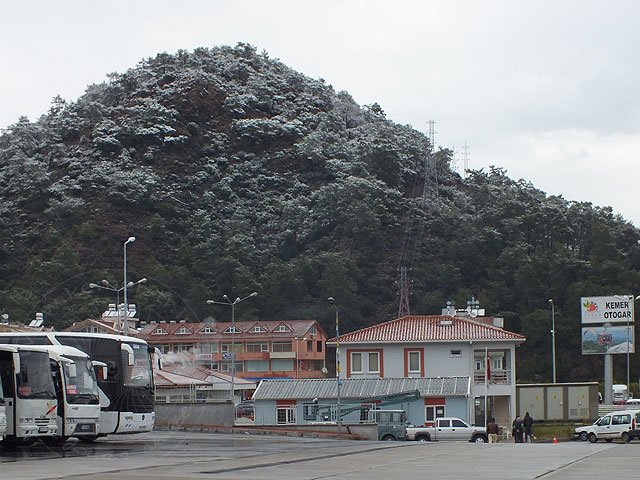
(1, 43, 639, 383)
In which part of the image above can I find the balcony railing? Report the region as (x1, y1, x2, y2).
(473, 369, 512, 384)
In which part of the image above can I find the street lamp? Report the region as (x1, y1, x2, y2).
(327, 297, 341, 435)
(89, 278, 147, 333)
(206, 292, 257, 404)
(295, 337, 307, 379)
(123, 237, 136, 335)
(549, 299, 556, 384)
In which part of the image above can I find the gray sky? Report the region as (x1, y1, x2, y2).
(2, 0, 639, 225)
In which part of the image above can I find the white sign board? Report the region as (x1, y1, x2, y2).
(581, 296, 635, 324)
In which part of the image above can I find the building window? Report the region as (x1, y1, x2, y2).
(200, 325, 217, 334)
(250, 325, 267, 333)
(271, 358, 294, 371)
(224, 325, 241, 334)
(351, 352, 380, 374)
(309, 325, 317, 335)
(276, 406, 296, 424)
(246, 360, 268, 372)
(426, 405, 445, 422)
(274, 324, 291, 333)
(220, 361, 244, 372)
(317, 341, 323, 353)
(221, 343, 243, 354)
(491, 355, 503, 370)
(450, 350, 462, 357)
(368, 352, 380, 373)
(351, 352, 363, 373)
(360, 405, 371, 422)
(176, 326, 191, 335)
(174, 344, 193, 353)
(306, 340, 313, 352)
(408, 351, 421, 373)
(302, 404, 319, 421)
(246, 342, 268, 353)
(199, 343, 219, 354)
(153, 327, 168, 335)
(272, 341, 292, 352)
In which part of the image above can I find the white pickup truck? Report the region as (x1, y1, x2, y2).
(406, 417, 488, 443)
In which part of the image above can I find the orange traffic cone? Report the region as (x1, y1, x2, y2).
(553, 437, 557, 444)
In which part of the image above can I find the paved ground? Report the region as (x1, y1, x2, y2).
(1, 431, 639, 480)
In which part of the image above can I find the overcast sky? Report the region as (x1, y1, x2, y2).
(2, 1, 639, 225)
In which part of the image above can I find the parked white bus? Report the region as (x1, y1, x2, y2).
(0, 332, 155, 441)
(28, 345, 103, 444)
(0, 345, 59, 444)
(0, 369, 6, 440)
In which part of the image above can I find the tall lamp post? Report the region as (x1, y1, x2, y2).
(89, 278, 147, 332)
(123, 237, 136, 335)
(327, 297, 341, 435)
(207, 292, 257, 404)
(549, 299, 556, 384)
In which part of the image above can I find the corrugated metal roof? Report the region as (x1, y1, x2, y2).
(329, 315, 525, 344)
(253, 377, 470, 400)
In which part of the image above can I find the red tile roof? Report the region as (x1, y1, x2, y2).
(136, 319, 325, 341)
(330, 315, 525, 343)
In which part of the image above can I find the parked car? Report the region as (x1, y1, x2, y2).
(406, 417, 487, 442)
(374, 409, 408, 441)
(574, 410, 640, 443)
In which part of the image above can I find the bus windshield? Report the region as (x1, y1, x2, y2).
(62, 356, 99, 404)
(17, 351, 56, 400)
(124, 342, 153, 388)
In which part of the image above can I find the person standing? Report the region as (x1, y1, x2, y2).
(512, 416, 524, 443)
(487, 417, 499, 443)
(524, 412, 534, 442)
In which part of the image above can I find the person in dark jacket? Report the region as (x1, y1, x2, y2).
(512, 416, 524, 443)
(524, 412, 534, 442)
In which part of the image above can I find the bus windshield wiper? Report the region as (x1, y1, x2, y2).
(68, 393, 99, 404)
(29, 391, 56, 399)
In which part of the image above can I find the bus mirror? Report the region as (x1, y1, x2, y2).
(154, 348, 163, 370)
(92, 361, 108, 380)
(121, 344, 135, 366)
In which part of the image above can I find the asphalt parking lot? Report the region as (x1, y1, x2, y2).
(2, 431, 640, 480)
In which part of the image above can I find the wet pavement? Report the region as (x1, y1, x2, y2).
(1, 430, 639, 479)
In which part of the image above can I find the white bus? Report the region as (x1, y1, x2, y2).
(0, 369, 6, 440)
(0, 345, 59, 444)
(28, 345, 103, 444)
(0, 332, 155, 441)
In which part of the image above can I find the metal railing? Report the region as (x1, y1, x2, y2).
(473, 369, 512, 384)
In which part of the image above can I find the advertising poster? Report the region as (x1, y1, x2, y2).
(581, 325, 635, 355)
(580, 296, 635, 324)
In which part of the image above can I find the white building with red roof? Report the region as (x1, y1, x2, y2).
(329, 312, 525, 427)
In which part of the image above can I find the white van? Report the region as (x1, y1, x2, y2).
(575, 410, 640, 443)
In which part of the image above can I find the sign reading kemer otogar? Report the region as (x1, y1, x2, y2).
(581, 296, 635, 324)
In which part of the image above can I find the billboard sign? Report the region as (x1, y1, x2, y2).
(582, 325, 635, 355)
(581, 296, 635, 324)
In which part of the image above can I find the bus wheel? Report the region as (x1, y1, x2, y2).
(77, 435, 99, 443)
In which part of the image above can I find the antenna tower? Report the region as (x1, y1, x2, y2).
(398, 266, 411, 318)
(462, 142, 470, 179)
(396, 120, 437, 318)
